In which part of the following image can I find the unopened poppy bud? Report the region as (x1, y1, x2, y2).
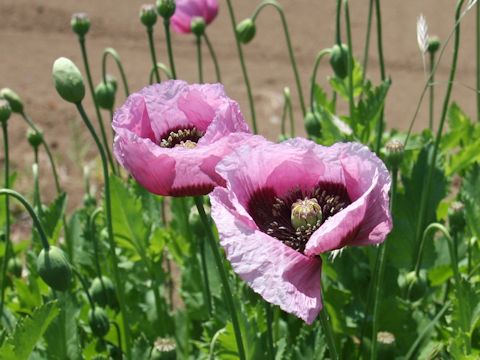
(404, 271, 427, 301)
(95, 81, 116, 110)
(236, 19, 256, 44)
(291, 198, 323, 230)
(156, 0, 176, 19)
(36, 246, 72, 291)
(140, 4, 158, 27)
(427, 36, 441, 54)
(71, 12, 91, 37)
(329, 44, 349, 79)
(7, 257, 22, 278)
(0, 88, 24, 114)
(448, 201, 465, 234)
(191, 17, 206, 37)
(385, 139, 404, 169)
(105, 74, 118, 92)
(89, 276, 118, 309)
(52, 57, 86, 104)
(0, 99, 12, 124)
(377, 331, 396, 358)
(304, 111, 321, 138)
(89, 307, 110, 338)
(27, 128, 44, 149)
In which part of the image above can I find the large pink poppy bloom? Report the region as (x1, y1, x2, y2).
(113, 80, 259, 196)
(171, 0, 219, 34)
(210, 138, 392, 323)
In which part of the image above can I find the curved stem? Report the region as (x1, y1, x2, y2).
(149, 63, 173, 85)
(203, 33, 222, 82)
(428, 51, 436, 131)
(196, 35, 204, 83)
(252, 0, 306, 116)
(319, 304, 339, 360)
(362, 0, 374, 83)
(309, 49, 331, 111)
(282, 88, 295, 137)
(78, 36, 117, 175)
(193, 196, 245, 360)
(102, 48, 130, 97)
(225, 0, 258, 134)
(75, 103, 132, 359)
(343, 0, 355, 123)
(73, 268, 95, 309)
(111, 321, 124, 357)
(146, 28, 161, 84)
(163, 19, 177, 79)
(374, 0, 387, 154)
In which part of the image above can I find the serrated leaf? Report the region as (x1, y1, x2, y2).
(329, 59, 364, 100)
(40, 193, 67, 243)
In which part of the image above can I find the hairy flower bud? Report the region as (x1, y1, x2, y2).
(385, 139, 404, 169)
(291, 198, 323, 230)
(140, 4, 158, 27)
(427, 36, 441, 54)
(0, 99, 12, 124)
(329, 44, 349, 79)
(95, 81, 116, 110)
(89, 307, 110, 338)
(0, 88, 24, 114)
(52, 57, 86, 104)
(156, 0, 176, 19)
(304, 111, 321, 138)
(71, 12, 91, 37)
(27, 128, 44, 149)
(89, 276, 118, 309)
(191, 16, 206, 37)
(236, 18, 256, 44)
(36, 246, 72, 291)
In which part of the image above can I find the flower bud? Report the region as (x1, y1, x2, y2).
(36, 246, 72, 291)
(7, 257, 22, 278)
(291, 198, 323, 230)
(83, 193, 97, 208)
(403, 271, 427, 301)
(427, 36, 441, 54)
(71, 13, 91, 37)
(0, 88, 24, 114)
(27, 128, 44, 149)
(89, 276, 118, 309)
(52, 57, 86, 104)
(191, 17, 206, 37)
(94, 81, 116, 110)
(329, 44, 349, 79)
(156, 0, 176, 19)
(304, 111, 321, 138)
(105, 74, 118, 92)
(140, 4, 158, 27)
(448, 201, 465, 234)
(88, 307, 110, 338)
(236, 19, 256, 44)
(0, 99, 12, 124)
(385, 139, 404, 169)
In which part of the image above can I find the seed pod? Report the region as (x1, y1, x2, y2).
(52, 57, 86, 104)
(140, 4, 158, 27)
(89, 307, 110, 338)
(0, 88, 24, 114)
(27, 128, 44, 149)
(89, 276, 118, 309)
(385, 139, 404, 169)
(329, 44, 349, 79)
(36, 246, 72, 291)
(427, 36, 441, 54)
(94, 81, 116, 110)
(236, 19, 256, 44)
(304, 111, 321, 138)
(156, 0, 176, 19)
(191, 16, 206, 37)
(0, 99, 12, 124)
(71, 13, 91, 37)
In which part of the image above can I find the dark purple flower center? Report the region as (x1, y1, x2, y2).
(247, 182, 351, 253)
(159, 126, 203, 149)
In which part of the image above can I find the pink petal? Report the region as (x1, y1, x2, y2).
(171, 0, 219, 34)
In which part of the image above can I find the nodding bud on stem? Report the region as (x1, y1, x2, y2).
(427, 36, 441, 54)
(385, 139, 405, 169)
(52, 57, 86, 104)
(191, 16, 206, 37)
(448, 201, 465, 234)
(156, 0, 176, 19)
(329, 44, 349, 79)
(304, 111, 321, 138)
(236, 19, 256, 44)
(0, 99, 12, 124)
(140, 4, 158, 27)
(71, 12, 91, 37)
(95, 81, 116, 110)
(89, 276, 118, 309)
(27, 128, 44, 149)
(0, 88, 24, 114)
(88, 307, 110, 338)
(7, 257, 22, 278)
(36, 246, 72, 291)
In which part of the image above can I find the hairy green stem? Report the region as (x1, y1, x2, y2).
(149, 62, 173, 85)
(428, 51, 436, 131)
(204, 33, 222, 82)
(147, 28, 161, 83)
(362, 0, 374, 83)
(477, 0, 480, 121)
(319, 304, 339, 360)
(309, 49, 331, 111)
(73, 268, 95, 309)
(343, 0, 355, 123)
(102, 48, 130, 97)
(374, 0, 387, 154)
(265, 302, 274, 359)
(196, 35, 204, 83)
(111, 321, 124, 356)
(335, 0, 342, 45)
(163, 19, 177, 79)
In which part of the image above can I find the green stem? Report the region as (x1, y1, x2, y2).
(196, 35, 204, 83)
(199, 234, 212, 316)
(193, 196, 245, 360)
(252, 1, 306, 116)
(343, 0, 355, 123)
(32, 164, 42, 215)
(204, 33, 222, 82)
(102, 48, 130, 97)
(265, 302, 274, 359)
(163, 19, 177, 79)
(225, 0, 258, 134)
(319, 305, 339, 360)
(149, 62, 173, 85)
(75, 103, 132, 359)
(374, 0, 386, 154)
(309, 49, 331, 111)
(362, 0, 374, 83)
(477, 0, 480, 121)
(89, 208, 104, 280)
(147, 28, 161, 84)
(428, 51, 436, 131)
(78, 36, 117, 175)
(335, 0, 342, 45)
(111, 321, 124, 357)
(72, 268, 95, 309)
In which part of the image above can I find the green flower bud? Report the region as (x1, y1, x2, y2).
(94, 81, 116, 110)
(329, 44, 349, 79)
(36, 246, 72, 291)
(156, 0, 176, 19)
(89, 307, 110, 338)
(236, 19, 256, 44)
(427, 36, 441, 54)
(89, 276, 118, 309)
(105, 74, 118, 92)
(385, 139, 404, 169)
(27, 128, 44, 149)
(304, 111, 321, 138)
(71, 13, 91, 37)
(191, 17, 206, 37)
(0, 99, 12, 124)
(448, 201, 465, 234)
(83, 193, 97, 208)
(7, 257, 22, 278)
(52, 57, 86, 104)
(291, 198, 323, 230)
(140, 4, 158, 27)
(403, 271, 427, 301)
(0, 88, 24, 114)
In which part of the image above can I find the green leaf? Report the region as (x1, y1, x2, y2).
(329, 59, 364, 100)
(40, 193, 67, 243)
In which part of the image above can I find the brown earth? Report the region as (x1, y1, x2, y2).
(0, 0, 478, 211)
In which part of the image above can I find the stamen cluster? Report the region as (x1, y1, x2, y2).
(159, 126, 203, 148)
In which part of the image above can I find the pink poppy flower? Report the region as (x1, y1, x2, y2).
(113, 80, 259, 196)
(210, 138, 392, 323)
(171, 0, 219, 34)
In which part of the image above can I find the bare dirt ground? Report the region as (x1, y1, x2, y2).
(0, 0, 478, 210)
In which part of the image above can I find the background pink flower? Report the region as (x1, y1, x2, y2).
(209, 138, 392, 323)
(113, 80, 258, 196)
(171, 0, 219, 34)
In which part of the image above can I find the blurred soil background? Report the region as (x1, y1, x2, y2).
(0, 0, 478, 212)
